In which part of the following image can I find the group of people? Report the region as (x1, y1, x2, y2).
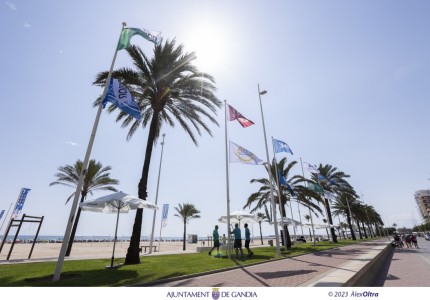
(392, 233, 419, 248)
(208, 223, 254, 259)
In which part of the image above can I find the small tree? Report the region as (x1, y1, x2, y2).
(174, 203, 201, 250)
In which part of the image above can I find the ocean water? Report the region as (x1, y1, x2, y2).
(0, 235, 190, 242)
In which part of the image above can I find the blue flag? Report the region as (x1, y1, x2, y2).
(102, 78, 141, 120)
(278, 171, 296, 196)
(13, 188, 31, 217)
(0, 210, 4, 221)
(273, 139, 293, 155)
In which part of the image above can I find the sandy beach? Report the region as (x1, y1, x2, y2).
(0, 239, 274, 263)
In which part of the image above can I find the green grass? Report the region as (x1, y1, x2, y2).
(0, 239, 370, 287)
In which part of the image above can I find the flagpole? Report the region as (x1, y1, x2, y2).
(271, 137, 287, 251)
(300, 157, 316, 246)
(224, 100, 232, 259)
(257, 85, 280, 255)
(53, 22, 126, 282)
(0, 202, 13, 243)
(149, 134, 165, 254)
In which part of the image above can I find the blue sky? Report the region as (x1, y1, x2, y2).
(1, 0, 430, 240)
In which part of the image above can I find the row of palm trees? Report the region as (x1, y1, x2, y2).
(51, 37, 384, 262)
(243, 157, 384, 249)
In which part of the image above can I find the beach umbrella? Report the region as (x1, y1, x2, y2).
(218, 210, 259, 227)
(80, 191, 158, 268)
(270, 217, 302, 226)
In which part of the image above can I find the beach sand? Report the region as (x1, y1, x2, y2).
(0, 238, 275, 263)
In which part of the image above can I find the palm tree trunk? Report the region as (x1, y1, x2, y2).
(183, 221, 186, 251)
(125, 113, 159, 265)
(361, 221, 368, 238)
(259, 222, 263, 245)
(346, 212, 356, 240)
(280, 204, 292, 249)
(65, 194, 85, 256)
(324, 198, 338, 243)
(356, 220, 363, 239)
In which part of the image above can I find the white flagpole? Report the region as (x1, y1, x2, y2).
(0, 202, 13, 237)
(149, 134, 166, 254)
(224, 100, 232, 259)
(300, 157, 316, 246)
(271, 138, 287, 251)
(257, 85, 280, 255)
(53, 22, 126, 281)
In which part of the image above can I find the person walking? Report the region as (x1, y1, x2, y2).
(244, 223, 254, 257)
(230, 223, 244, 259)
(208, 225, 220, 257)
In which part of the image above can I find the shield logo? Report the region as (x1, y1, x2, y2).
(212, 288, 220, 300)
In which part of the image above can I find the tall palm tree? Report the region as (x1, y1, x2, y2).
(308, 164, 351, 243)
(49, 159, 119, 256)
(256, 212, 268, 245)
(93, 41, 221, 264)
(331, 187, 359, 240)
(244, 157, 322, 249)
(174, 203, 201, 251)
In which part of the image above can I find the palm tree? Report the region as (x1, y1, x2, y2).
(308, 164, 351, 243)
(174, 203, 201, 251)
(49, 159, 119, 256)
(303, 214, 313, 240)
(256, 212, 268, 245)
(331, 187, 359, 240)
(244, 157, 322, 249)
(93, 41, 221, 264)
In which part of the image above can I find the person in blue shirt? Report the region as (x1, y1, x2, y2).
(208, 225, 220, 256)
(244, 223, 254, 257)
(230, 223, 243, 259)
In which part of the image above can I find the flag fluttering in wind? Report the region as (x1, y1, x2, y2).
(307, 182, 324, 193)
(117, 27, 161, 50)
(102, 78, 141, 120)
(0, 210, 4, 221)
(318, 174, 328, 182)
(161, 204, 169, 228)
(229, 141, 263, 165)
(228, 105, 254, 128)
(304, 162, 319, 174)
(273, 139, 293, 155)
(278, 171, 296, 196)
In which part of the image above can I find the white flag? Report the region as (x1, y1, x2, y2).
(229, 141, 263, 165)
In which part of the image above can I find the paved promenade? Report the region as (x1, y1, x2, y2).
(137, 237, 430, 287)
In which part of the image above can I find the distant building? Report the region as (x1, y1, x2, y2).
(414, 190, 430, 222)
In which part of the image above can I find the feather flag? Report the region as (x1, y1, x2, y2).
(229, 141, 263, 165)
(303, 162, 319, 174)
(228, 105, 254, 128)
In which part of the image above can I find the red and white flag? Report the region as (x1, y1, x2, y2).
(228, 105, 254, 128)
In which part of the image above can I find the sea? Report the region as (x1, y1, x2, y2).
(0, 235, 187, 243)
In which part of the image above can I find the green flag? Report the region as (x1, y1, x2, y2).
(308, 183, 324, 193)
(117, 28, 161, 50)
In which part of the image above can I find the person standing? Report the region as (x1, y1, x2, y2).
(230, 223, 244, 259)
(244, 223, 254, 257)
(208, 225, 220, 257)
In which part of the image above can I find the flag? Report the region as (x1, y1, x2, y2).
(0, 210, 4, 221)
(307, 183, 324, 193)
(273, 139, 293, 155)
(229, 141, 263, 165)
(161, 204, 169, 228)
(12, 188, 31, 218)
(278, 171, 296, 196)
(304, 162, 319, 174)
(318, 174, 328, 182)
(228, 105, 254, 128)
(102, 78, 141, 120)
(117, 27, 161, 50)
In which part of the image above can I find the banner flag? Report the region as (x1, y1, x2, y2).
(273, 139, 293, 155)
(229, 141, 263, 165)
(0, 210, 4, 221)
(228, 105, 254, 128)
(12, 188, 31, 218)
(161, 204, 169, 228)
(117, 27, 161, 50)
(307, 183, 324, 193)
(102, 78, 141, 120)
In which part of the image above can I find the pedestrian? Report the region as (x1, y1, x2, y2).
(244, 223, 254, 257)
(208, 225, 220, 257)
(230, 223, 244, 259)
(222, 233, 227, 246)
(411, 234, 419, 248)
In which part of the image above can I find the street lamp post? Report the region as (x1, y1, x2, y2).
(257, 84, 281, 255)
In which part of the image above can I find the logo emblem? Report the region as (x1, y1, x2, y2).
(212, 288, 220, 300)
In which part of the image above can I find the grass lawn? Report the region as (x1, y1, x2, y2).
(0, 239, 371, 287)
